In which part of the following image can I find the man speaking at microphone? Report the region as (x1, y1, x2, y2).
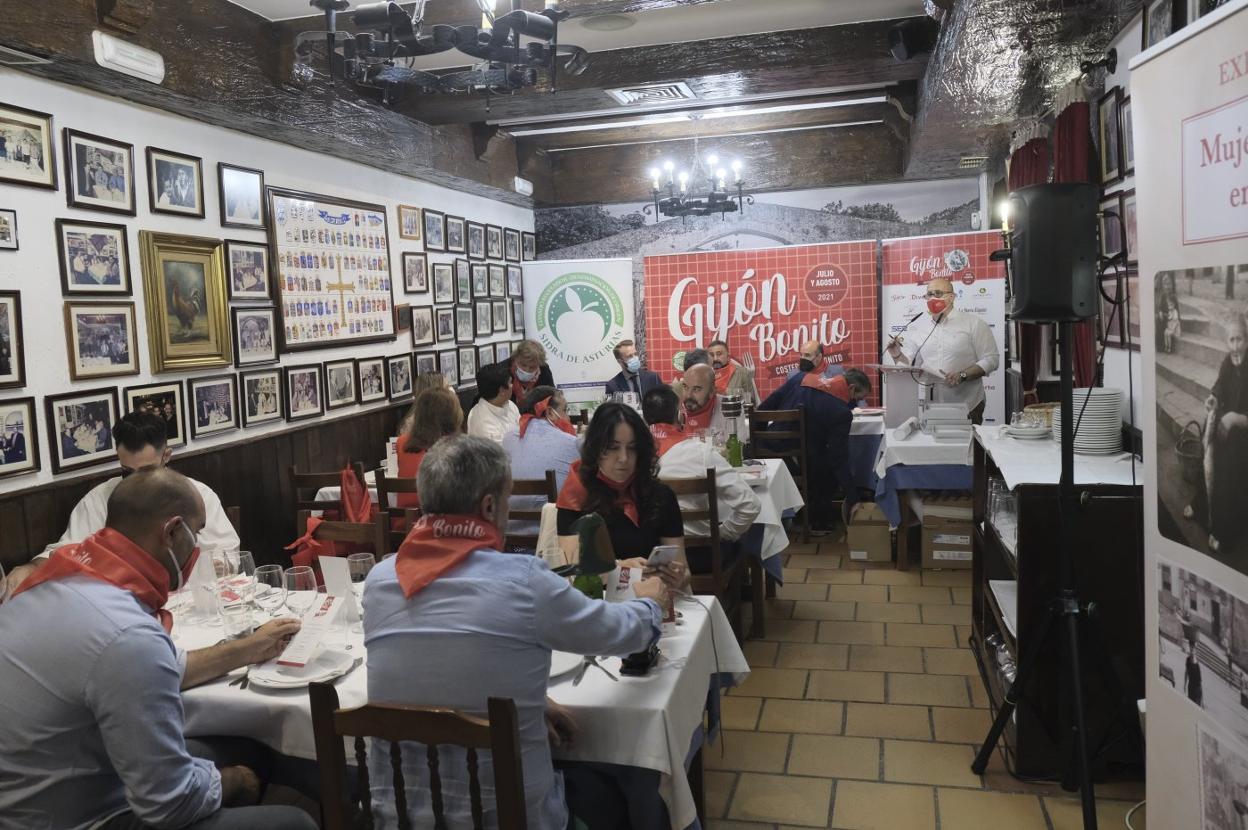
(885, 277, 999, 425)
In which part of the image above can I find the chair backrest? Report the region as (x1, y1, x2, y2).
(748, 408, 807, 481)
(376, 473, 422, 549)
(660, 467, 725, 586)
(290, 461, 367, 514)
(505, 470, 559, 550)
(225, 505, 241, 536)
(568, 408, 591, 427)
(297, 510, 389, 557)
(309, 682, 527, 830)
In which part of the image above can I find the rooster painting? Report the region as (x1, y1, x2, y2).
(170, 282, 201, 335)
(162, 260, 209, 344)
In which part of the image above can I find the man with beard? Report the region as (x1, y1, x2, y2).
(707, 340, 759, 404)
(679, 363, 749, 445)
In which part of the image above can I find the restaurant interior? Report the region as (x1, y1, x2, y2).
(0, 0, 1246, 828)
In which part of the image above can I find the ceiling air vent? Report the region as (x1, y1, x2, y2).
(606, 81, 697, 106)
(0, 45, 52, 66)
(958, 155, 989, 170)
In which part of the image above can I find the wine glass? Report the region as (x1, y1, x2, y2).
(253, 564, 287, 620)
(346, 553, 375, 633)
(284, 565, 318, 618)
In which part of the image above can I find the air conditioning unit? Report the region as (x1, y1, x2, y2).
(606, 82, 697, 106)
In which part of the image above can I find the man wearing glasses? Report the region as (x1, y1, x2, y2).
(884, 277, 999, 424)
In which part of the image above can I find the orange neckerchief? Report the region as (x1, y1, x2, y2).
(519, 399, 577, 439)
(395, 514, 503, 598)
(13, 528, 179, 633)
(713, 362, 737, 394)
(510, 366, 538, 403)
(650, 422, 686, 458)
(556, 459, 640, 526)
(683, 396, 716, 432)
(800, 371, 852, 402)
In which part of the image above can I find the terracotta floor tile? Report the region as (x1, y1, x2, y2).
(758, 618, 820, 643)
(920, 604, 972, 625)
(922, 569, 973, 587)
(792, 600, 858, 621)
(956, 625, 973, 645)
(844, 702, 933, 740)
(886, 622, 957, 648)
(758, 699, 845, 735)
(787, 553, 850, 570)
(742, 639, 779, 668)
(775, 642, 850, 670)
(862, 569, 923, 586)
(822, 584, 890, 603)
(798, 568, 863, 584)
(776, 582, 829, 602)
(788, 733, 881, 780)
(785, 542, 821, 555)
(765, 599, 796, 619)
(817, 555, 844, 568)
(1044, 797, 1145, 829)
(705, 730, 790, 773)
(848, 644, 925, 673)
(704, 770, 736, 819)
(968, 676, 991, 708)
(951, 587, 972, 605)
(937, 788, 1048, 830)
(817, 620, 887, 645)
(887, 672, 971, 707)
(923, 647, 980, 675)
(884, 740, 981, 787)
(783, 567, 808, 584)
(728, 773, 832, 827)
(931, 706, 992, 743)
(888, 585, 953, 605)
(706, 822, 773, 830)
(855, 601, 922, 623)
(807, 670, 886, 703)
(831, 780, 936, 830)
(720, 696, 763, 731)
(731, 667, 809, 699)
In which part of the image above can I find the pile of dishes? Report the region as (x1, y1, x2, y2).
(1050, 388, 1123, 454)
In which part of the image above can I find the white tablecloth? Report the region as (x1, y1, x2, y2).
(178, 595, 747, 830)
(314, 469, 381, 509)
(850, 413, 887, 436)
(975, 426, 1142, 490)
(750, 458, 805, 562)
(873, 429, 974, 478)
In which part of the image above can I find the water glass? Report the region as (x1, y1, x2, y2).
(221, 604, 254, 640)
(346, 553, 375, 633)
(284, 565, 318, 618)
(253, 564, 287, 619)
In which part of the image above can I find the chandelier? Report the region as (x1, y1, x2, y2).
(644, 121, 751, 222)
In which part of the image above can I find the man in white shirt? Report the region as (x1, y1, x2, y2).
(884, 277, 1000, 424)
(466, 362, 521, 443)
(680, 363, 750, 443)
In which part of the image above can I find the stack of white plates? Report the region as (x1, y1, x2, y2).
(248, 649, 357, 689)
(1050, 388, 1123, 455)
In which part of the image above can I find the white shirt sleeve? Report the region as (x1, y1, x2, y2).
(39, 479, 116, 558)
(971, 318, 1000, 375)
(707, 451, 762, 542)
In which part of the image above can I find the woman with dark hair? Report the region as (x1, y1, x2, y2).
(395, 387, 462, 508)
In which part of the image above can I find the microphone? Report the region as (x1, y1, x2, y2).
(887, 311, 925, 352)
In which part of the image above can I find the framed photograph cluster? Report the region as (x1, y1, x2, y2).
(232, 307, 278, 367)
(63, 128, 135, 216)
(357, 357, 387, 403)
(397, 205, 422, 241)
(0, 292, 27, 391)
(241, 368, 283, 426)
(285, 363, 324, 422)
(63, 301, 139, 381)
(0, 102, 57, 190)
(387, 353, 414, 401)
(55, 219, 132, 295)
(414, 351, 438, 376)
(324, 358, 359, 409)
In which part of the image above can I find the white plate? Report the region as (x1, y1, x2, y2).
(550, 651, 584, 678)
(738, 466, 768, 485)
(249, 648, 356, 689)
(1006, 430, 1051, 440)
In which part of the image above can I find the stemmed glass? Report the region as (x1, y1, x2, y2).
(253, 564, 287, 620)
(284, 565, 318, 618)
(346, 553, 375, 633)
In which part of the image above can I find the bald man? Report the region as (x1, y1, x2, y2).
(885, 277, 999, 424)
(680, 363, 749, 443)
(0, 468, 314, 830)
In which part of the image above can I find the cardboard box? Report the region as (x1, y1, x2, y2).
(919, 493, 973, 570)
(846, 501, 893, 563)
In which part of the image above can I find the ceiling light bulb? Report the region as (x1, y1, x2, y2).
(707, 153, 719, 167)
(716, 168, 727, 181)
(663, 160, 675, 171)
(998, 200, 1011, 222)
(731, 159, 742, 172)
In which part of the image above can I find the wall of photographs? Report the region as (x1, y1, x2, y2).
(0, 68, 534, 492)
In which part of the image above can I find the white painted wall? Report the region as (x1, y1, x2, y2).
(0, 68, 532, 495)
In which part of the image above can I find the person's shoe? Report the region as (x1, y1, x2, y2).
(1183, 504, 1195, 519)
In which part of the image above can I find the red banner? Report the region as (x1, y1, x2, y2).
(643, 242, 880, 401)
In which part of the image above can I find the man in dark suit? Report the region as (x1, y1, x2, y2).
(604, 339, 663, 397)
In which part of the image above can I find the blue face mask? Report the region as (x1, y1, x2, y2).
(625, 356, 641, 374)
(515, 366, 537, 383)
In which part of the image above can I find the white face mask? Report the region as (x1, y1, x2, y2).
(515, 366, 538, 383)
(166, 521, 199, 593)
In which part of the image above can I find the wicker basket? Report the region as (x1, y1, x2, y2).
(1176, 420, 1204, 485)
(1023, 403, 1060, 429)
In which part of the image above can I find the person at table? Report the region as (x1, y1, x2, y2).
(394, 386, 463, 509)
(466, 362, 521, 444)
(679, 363, 750, 444)
(708, 339, 760, 404)
(502, 386, 580, 537)
(396, 371, 451, 435)
(496, 338, 555, 404)
(884, 277, 999, 424)
(0, 468, 315, 830)
(362, 435, 669, 828)
(604, 339, 663, 398)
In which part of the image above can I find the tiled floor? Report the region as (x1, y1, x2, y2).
(707, 540, 1147, 830)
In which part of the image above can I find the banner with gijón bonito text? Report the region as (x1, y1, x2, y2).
(642, 242, 880, 402)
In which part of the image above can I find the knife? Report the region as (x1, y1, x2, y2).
(571, 658, 592, 687)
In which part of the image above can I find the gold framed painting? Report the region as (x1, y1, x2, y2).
(139, 231, 231, 372)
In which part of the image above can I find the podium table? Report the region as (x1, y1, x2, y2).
(866, 362, 946, 428)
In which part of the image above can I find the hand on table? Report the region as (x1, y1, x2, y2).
(545, 698, 578, 749)
(633, 575, 670, 608)
(220, 765, 262, 807)
(238, 619, 301, 665)
(942, 370, 963, 387)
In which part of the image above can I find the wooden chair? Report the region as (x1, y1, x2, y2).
(505, 470, 559, 550)
(747, 408, 811, 543)
(309, 682, 527, 830)
(289, 461, 367, 515)
(375, 473, 421, 549)
(568, 408, 591, 427)
(296, 510, 390, 557)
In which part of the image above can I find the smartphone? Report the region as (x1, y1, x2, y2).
(647, 545, 679, 567)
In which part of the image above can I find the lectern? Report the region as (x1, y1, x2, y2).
(866, 363, 947, 428)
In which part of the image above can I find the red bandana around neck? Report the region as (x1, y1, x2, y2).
(518, 398, 577, 439)
(510, 366, 538, 403)
(713, 363, 737, 394)
(800, 371, 852, 402)
(683, 396, 716, 432)
(650, 422, 686, 458)
(395, 514, 504, 598)
(13, 528, 175, 632)
(556, 459, 640, 526)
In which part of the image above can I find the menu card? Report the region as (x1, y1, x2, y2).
(276, 594, 344, 667)
(319, 555, 360, 622)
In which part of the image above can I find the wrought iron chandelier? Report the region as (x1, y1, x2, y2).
(645, 118, 751, 222)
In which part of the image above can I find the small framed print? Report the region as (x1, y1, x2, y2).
(477, 342, 495, 368)
(357, 357, 387, 402)
(232, 306, 278, 367)
(458, 346, 478, 385)
(411, 305, 435, 347)
(1144, 0, 1184, 48)
(0, 209, 16, 251)
(187, 373, 239, 438)
(486, 225, 504, 260)
(46, 386, 120, 474)
(445, 215, 466, 254)
(455, 259, 472, 298)
(0, 103, 56, 190)
(495, 341, 512, 362)
(387, 353, 414, 400)
(511, 339, 524, 352)
(439, 348, 459, 387)
(414, 350, 438, 376)
(146, 147, 204, 218)
(0, 291, 25, 389)
(1100, 273, 1124, 349)
(397, 204, 423, 241)
(489, 264, 507, 298)
(456, 265, 472, 304)
(1100, 194, 1125, 260)
(64, 129, 135, 216)
(55, 219, 132, 296)
(435, 306, 456, 343)
(1097, 87, 1122, 186)
(284, 363, 324, 422)
(395, 303, 412, 334)
(467, 221, 486, 260)
(324, 359, 359, 409)
(521, 231, 536, 261)
(511, 298, 525, 332)
(507, 264, 523, 298)
(423, 209, 446, 251)
(1119, 95, 1135, 176)
(1122, 190, 1138, 265)
(493, 300, 509, 333)
(240, 368, 283, 426)
(504, 228, 521, 262)
(474, 300, 493, 337)
(0, 397, 39, 479)
(64, 300, 139, 380)
(472, 263, 490, 299)
(225, 240, 271, 301)
(218, 163, 266, 229)
(456, 305, 476, 344)
(124, 380, 187, 448)
(432, 262, 455, 304)
(403, 252, 429, 293)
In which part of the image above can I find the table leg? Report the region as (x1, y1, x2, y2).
(688, 744, 705, 822)
(765, 573, 777, 599)
(895, 527, 911, 571)
(748, 557, 766, 639)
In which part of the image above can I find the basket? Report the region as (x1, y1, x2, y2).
(1023, 402, 1059, 429)
(1176, 420, 1204, 485)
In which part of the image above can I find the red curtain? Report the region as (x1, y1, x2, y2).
(1008, 137, 1049, 404)
(1052, 100, 1098, 387)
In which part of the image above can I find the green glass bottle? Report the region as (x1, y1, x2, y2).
(571, 513, 615, 599)
(572, 572, 605, 600)
(726, 432, 744, 467)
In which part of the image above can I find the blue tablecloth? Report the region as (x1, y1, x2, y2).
(873, 463, 974, 527)
(849, 433, 884, 492)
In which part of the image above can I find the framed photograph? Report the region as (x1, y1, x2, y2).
(284, 363, 324, 422)
(445, 215, 466, 254)
(231, 306, 278, 367)
(471, 263, 490, 299)
(124, 381, 187, 448)
(411, 305, 435, 347)
(224, 240, 271, 301)
(424, 209, 446, 251)
(139, 231, 231, 373)
(187, 373, 239, 438)
(511, 339, 524, 352)
(456, 264, 472, 304)
(477, 343, 495, 368)
(456, 305, 476, 344)
(356, 357, 387, 403)
(1144, 0, 1184, 48)
(415, 351, 438, 376)
(218, 163, 266, 229)
(64, 300, 139, 380)
(55, 219, 131, 296)
(435, 306, 456, 343)
(486, 225, 504, 260)
(455, 258, 471, 298)
(439, 348, 459, 387)
(493, 300, 510, 333)
(495, 341, 512, 362)
(397, 204, 422, 241)
(1119, 95, 1135, 176)
(1124, 269, 1141, 350)
(240, 368, 283, 426)
(507, 264, 523, 298)
(489, 264, 507, 298)
(1121, 190, 1138, 265)
(504, 227, 521, 262)
(473, 300, 493, 337)
(324, 359, 358, 409)
(1100, 194, 1125, 260)
(0, 209, 16, 251)
(522, 231, 536, 261)
(0, 397, 39, 479)
(146, 147, 204, 218)
(395, 303, 412, 334)
(467, 221, 486, 260)
(1100, 273, 1124, 349)
(1097, 87, 1122, 186)
(0, 291, 25, 389)
(403, 252, 428, 294)
(432, 262, 455, 304)
(387, 354, 414, 401)
(0, 103, 56, 189)
(45, 386, 120, 474)
(511, 298, 525, 332)
(64, 129, 135, 215)
(458, 346, 478, 385)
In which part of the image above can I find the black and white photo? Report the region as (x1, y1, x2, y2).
(511, 298, 525, 332)
(146, 147, 204, 218)
(486, 225, 503, 260)
(241, 369, 283, 426)
(387, 354, 413, 400)
(1198, 723, 1248, 829)
(477, 343, 495, 369)
(225, 240, 270, 301)
(0, 290, 26, 389)
(472, 263, 490, 299)
(458, 346, 477, 385)
(424, 209, 446, 251)
(56, 219, 131, 296)
(187, 374, 238, 438)
(0, 397, 38, 479)
(0, 209, 16, 251)
(495, 341, 511, 363)
(63, 301, 139, 380)
(489, 263, 507, 298)
(432, 262, 455, 304)
(439, 348, 459, 387)
(46, 387, 119, 473)
(411, 305, 434, 347)
(285, 364, 323, 422)
(64, 129, 135, 216)
(232, 306, 278, 367)
(325, 359, 358, 409)
(456, 265, 472, 304)
(435, 306, 455, 343)
(403, 252, 428, 294)
(445, 215, 466, 254)
(415, 351, 438, 376)
(398, 204, 422, 241)
(467, 221, 486, 260)
(504, 227, 521, 262)
(522, 231, 536, 261)
(474, 300, 493, 337)
(357, 357, 387, 403)
(507, 264, 523, 299)
(461, 304, 480, 343)
(218, 163, 266, 229)
(0, 103, 56, 190)
(493, 299, 509, 333)
(124, 381, 186, 448)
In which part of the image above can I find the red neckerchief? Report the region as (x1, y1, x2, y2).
(683, 396, 716, 432)
(510, 366, 538, 403)
(556, 459, 640, 526)
(650, 422, 686, 458)
(800, 371, 852, 402)
(713, 363, 737, 394)
(13, 528, 177, 632)
(518, 399, 577, 439)
(395, 514, 503, 598)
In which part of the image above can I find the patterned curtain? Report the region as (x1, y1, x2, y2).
(1052, 80, 1098, 387)
(1007, 125, 1050, 405)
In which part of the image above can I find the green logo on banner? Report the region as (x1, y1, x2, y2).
(536, 272, 625, 366)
